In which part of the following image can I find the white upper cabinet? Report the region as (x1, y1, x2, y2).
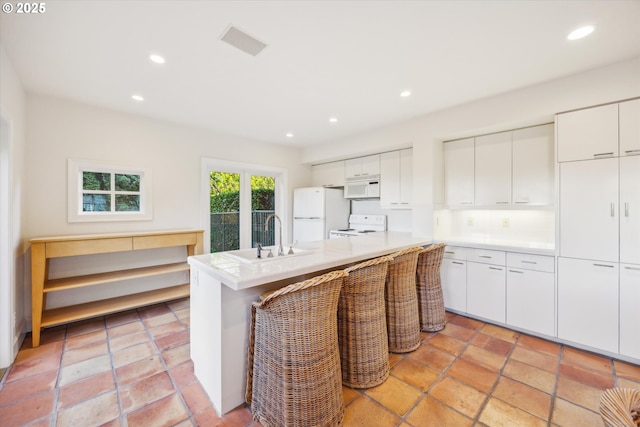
(620, 155, 640, 265)
(475, 131, 512, 206)
(512, 124, 554, 205)
(380, 149, 412, 208)
(556, 103, 619, 162)
(620, 98, 640, 157)
(559, 158, 619, 262)
(444, 138, 474, 207)
(444, 125, 554, 208)
(345, 154, 380, 179)
(311, 161, 345, 188)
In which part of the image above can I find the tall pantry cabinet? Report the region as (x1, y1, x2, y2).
(557, 98, 640, 357)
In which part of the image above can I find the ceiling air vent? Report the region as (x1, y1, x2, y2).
(220, 26, 267, 56)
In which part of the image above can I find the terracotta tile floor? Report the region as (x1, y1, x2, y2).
(1, 299, 639, 426)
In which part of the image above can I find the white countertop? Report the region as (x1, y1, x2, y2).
(436, 238, 555, 256)
(188, 231, 431, 290)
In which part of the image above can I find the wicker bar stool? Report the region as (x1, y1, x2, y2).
(246, 270, 347, 427)
(416, 243, 447, 332)
(338, 255, 393, 388)
(599, 388, 640, 427)
(385, 246, 422, 353)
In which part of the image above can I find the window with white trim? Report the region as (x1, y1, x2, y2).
(68, 159, 153, 222)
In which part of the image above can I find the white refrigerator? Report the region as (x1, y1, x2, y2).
(293, 187, 350, 243)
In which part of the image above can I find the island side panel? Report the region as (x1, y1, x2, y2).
(190, 269, 223, 412)
(191, 264, 285, 415)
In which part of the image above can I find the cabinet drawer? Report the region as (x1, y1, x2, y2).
(133, 233, 197, 250)
(46, 237, 133, 258)
(466, 248, 505, 265)
(443, 246, 466, 260)
(507, 253, 554, 273)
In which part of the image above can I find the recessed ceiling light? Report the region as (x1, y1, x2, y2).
(400, 90, 411, 97)
(149, 54, 165, 64)
(286, 132, 293, 138)
(329, 117, 338, 123)
(131, 94, 144, 102)
(568, 25, 594, 41)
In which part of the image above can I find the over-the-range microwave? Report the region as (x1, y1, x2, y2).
(344, 175, 380, 199)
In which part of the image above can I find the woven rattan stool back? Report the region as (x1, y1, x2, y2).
(339, 255, 393, 388)
(416, 243, 447, 332)
(246, 270, 347, 427)
(385, 246, 422, 353)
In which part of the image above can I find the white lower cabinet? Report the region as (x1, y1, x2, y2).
(506, 253, 555, 337)
(558, 257, 619, 353)
(466, 249, 506, 323)
(441, 258, 467, 312)
(620, 264, 640, 359)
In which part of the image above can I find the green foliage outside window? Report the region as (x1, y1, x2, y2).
(209, 172, 274, 212)
(82, 171, 141, 212)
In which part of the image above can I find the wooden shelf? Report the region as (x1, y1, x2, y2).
(44, 262, 190, 293)
(30, 229, 203, 347)
(41, 284, 190, 327)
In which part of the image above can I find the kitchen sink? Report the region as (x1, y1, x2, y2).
(220, 246, 314, 265)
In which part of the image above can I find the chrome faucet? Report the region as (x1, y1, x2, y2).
(265, 214, 284, 256)
(256, 243, 263, 259)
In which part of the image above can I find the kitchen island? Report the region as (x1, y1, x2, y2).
(187, 231, 430, 415)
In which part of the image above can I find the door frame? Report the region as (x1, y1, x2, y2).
(0, 112, 16, 368)
(200, 158, 288, 253)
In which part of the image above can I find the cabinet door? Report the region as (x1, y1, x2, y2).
(506, 268, 555, 336)
(620, 156, 640, 264)
(399, 149, 412, 205)
(557, 103, 618, 162)
(380, 151, 400, 206)
(444, 138, 474, 207)
(441, 258, 467, 312)
(559, 158, 618, 262)
(467, 262, 506, 323)
(311, 161, 344, 187)
(620, 98, 640, 156)
(558, 257, 619, 353)
(475, 131, 512, 206)
(361, 154, 380, 176)
(512, 124, 554, 205)
(620, 263, 640, 359)
(344, 158, 362, 179)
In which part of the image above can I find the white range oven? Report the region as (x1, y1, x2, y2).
(329, 214, 387, 238)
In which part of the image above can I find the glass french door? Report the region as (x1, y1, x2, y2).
(207, 165, 279, 253)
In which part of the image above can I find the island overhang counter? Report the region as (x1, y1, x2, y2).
(187, 231, 431, 415)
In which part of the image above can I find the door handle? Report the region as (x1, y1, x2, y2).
(624, 266, 640, 271)
(625, 202, 629, 217)
(489, 266, 503, 271)
(593, 263, 614, 268)
(508, 269, 524, 274)
(594, 152, 614, 158)
(611, 203, 615, 217)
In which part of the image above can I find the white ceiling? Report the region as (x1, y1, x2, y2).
(1, 1, 640, 147)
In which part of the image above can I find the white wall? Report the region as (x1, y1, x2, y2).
(26, 94, 310, 236)
(0, 46, 27, 367)
(302, 57, 640, 238)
